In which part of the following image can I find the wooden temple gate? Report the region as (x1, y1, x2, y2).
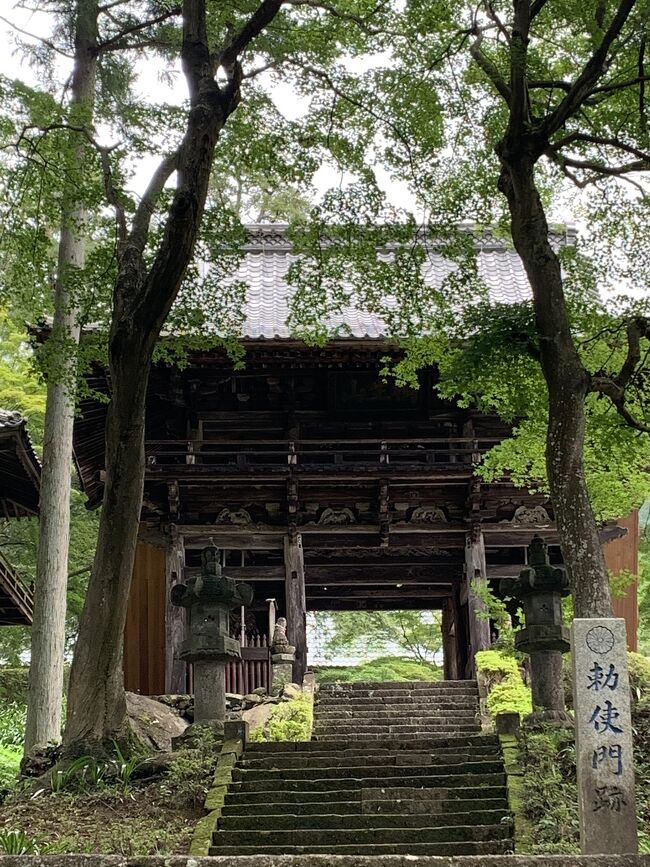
(68, 227, 638, 694)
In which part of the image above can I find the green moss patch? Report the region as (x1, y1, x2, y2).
(476, 649, 532, 718)
(314, 655, 441, 684)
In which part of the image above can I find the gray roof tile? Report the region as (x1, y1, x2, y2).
(230, 225, 542, 340)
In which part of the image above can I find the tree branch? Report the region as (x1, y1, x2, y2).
(529, 0, 550, 21)
(0, 13, 74, 57)
(97, 6, 182, 53)
(590, 317, 650, 433)
(544, 0, 637, 136)
(469, 33, 511, 103)
(219, 0, 284, 71)
(129, 151, 179, 253)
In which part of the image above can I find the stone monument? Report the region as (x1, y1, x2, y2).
(500, 535, 572, 725)
(271, 616, 296, 693)
(171, 546, 253, 734)
(572, 618, 638, 854)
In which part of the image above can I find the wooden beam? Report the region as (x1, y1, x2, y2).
(308, 586, 451, 601)
(284, 533, 307, 683)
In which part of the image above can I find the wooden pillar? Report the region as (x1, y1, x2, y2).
(441, 598, 459, 681)
(165, 532, 188, 694)
(284, 533, 307, 683)
(464, 526, 491, 677)
(453, 583, 470, 680)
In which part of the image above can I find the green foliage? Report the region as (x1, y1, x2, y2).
(0, 745, 21, 795)
(521, 729, 580, 854)
(628, 652, 650, 704)
(312, 610, 443, 666)
(159, 729, 222, 807)
(0, 703, 26, 748)
(475, 649, 533, 718)
(0, 669, 29, 707)
(0, 829, 43, 855)
(251, 696, 313, 743)
(315, 655, 441, 684)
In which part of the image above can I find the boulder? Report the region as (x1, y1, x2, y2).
(253, 686, 267, 696)
(282, 682, 302, 701)
(126, 692, 188, 752)
(242, 701, 274, 733)
(243, 693, 264, 707)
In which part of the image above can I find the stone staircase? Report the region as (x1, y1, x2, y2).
(209, 680, 514, 856)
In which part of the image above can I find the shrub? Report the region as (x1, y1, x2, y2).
(476, 649, 533, 718)
(0, 744, 21, 794)
(628, 652, 650, 703)
(0, 702, 26, 748)
(0, 669, 29, 706)
(251, 695, 313, 742)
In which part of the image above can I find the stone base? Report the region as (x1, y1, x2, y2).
(272, 661, 295, 694)
(271, 652, 295, 663)
(524, 708, 574, 729)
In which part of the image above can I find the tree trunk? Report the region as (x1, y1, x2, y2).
(499, 156, 613, 618)
(63, 343, 150, 753)
(24, 0, 98, 754)
(62, 0, 253, 753)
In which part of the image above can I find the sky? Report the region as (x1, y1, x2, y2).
(0, 3, 417, 215)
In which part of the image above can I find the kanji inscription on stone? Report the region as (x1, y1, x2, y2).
(572, 618, 638, 855)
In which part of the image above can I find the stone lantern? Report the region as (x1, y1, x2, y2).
(500, 534, 572, 726)
(171, 546, 253, 734)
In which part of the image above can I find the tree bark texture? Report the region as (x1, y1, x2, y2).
(64, 0, 281, 753)
(498, 156, 613, 619)
(25, 0, 98, 753)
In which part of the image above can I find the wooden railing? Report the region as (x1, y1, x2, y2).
(0, 549, 34, 624)
(225, 634, 272, 695)
(146, 436, 500, 472)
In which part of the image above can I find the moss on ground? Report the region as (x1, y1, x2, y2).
(314, 655, 441, 683)
(0, 733, 224, 855)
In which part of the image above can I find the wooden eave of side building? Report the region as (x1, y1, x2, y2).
(0, 410, 40, 625)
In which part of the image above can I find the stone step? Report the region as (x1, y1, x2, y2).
(221, 794, 510, 816)
(315, 702, 478, 719)
(208, 840, 514, 856)
(245, 734, 499, 753)
(315, 713, 478, 726)
(313, 725, 482, 736)
(224, 784, 509, 807)
(239, 748, 500, 770)
(218, 808, 511, 832)
(318, 689, 479, 699)
(229, 771, 506, 793)
(233, 759, 504, 783)
(211, 823, 513, 848)
(318, 680, 477, 690)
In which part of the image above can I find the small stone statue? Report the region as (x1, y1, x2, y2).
(272, 617, 290, 652)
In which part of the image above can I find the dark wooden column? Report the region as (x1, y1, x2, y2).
(284, 533, 307, 683)
(165, 531, 188, 694)
(464, 525, 491, 677)
(441, 598, 459, 681)
(453, 583, 470, 679)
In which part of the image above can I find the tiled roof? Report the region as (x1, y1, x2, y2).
(228, 224, 560, 340)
